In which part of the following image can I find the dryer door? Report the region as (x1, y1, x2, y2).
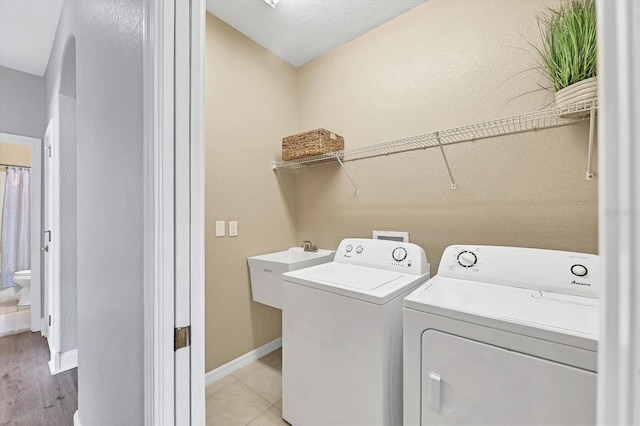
(421, 330, 596, 425)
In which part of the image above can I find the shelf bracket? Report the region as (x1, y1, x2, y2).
(586, 108, 596, 180)
(436, 132, 457, 190)
(335, 155, 360, 196)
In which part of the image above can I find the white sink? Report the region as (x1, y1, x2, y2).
(248, 247, 335, 309)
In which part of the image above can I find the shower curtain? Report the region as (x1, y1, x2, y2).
(1, 167, 31, 288)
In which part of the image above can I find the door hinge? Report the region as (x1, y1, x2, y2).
(174, 326, 191, 351)
(48, 315, 52, 326)
(47, 145, 52, 158)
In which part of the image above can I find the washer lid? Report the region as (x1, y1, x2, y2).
(404, 276, 598, 350)
(284, 262, 429, 305)
(306, 263, 402, 290)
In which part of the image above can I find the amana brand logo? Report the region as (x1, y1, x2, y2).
(570, 280, 591, 287)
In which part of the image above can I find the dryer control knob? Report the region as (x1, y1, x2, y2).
(345, 245, 353, 253)
(457, 251, 477, 268)
(571, 264, 588, 277)
(392, 247, 407, 262)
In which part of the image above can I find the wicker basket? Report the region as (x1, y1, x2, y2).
(282, 129, 344, 161)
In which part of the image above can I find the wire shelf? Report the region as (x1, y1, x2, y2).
(271, 100, 598, 170)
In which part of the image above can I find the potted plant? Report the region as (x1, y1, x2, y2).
(533, 0, 597, 109)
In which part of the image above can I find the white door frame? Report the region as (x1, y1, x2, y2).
(189, 1, 206, 422)
(0, 132, 43, 334)
(596, 1, 640, 424)
(143, 0, 205, 424)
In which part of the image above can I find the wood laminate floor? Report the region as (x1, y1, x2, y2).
(0, 331, 77, 426)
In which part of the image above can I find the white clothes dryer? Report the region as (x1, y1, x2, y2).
(403, 245, 599, 426)
(282, 238, 430, 426)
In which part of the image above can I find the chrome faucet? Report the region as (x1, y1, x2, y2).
(301, 240, 318, 252)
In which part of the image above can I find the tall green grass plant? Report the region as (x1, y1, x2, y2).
(533, 0, 597, 92)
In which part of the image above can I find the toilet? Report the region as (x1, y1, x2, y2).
(13, 270, 31, 306)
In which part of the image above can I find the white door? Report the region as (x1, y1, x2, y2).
(42, 119, 58, 352)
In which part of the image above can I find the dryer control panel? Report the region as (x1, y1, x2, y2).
(334, 238, 429, 276)
(438, 245, 599, 299)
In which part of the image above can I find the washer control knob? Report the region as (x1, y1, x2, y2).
(356, 246, 364, 254)
(571, 264, 588, 277)
(457, 251, 477, 268)
(345, 245, 353, 253)
(392, 247, 407, 262)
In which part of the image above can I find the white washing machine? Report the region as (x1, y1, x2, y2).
(282, 238, 430, 426)
(403, 245, 599, 426)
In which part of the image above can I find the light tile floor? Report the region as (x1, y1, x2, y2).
(206, 348, 288, 426)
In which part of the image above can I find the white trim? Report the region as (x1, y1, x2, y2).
(174, 0, 192, 422)
(142, 0, 155, 422)
(48, 348, 77, 375)
(205, 338, 283, 387)
(73, 410, 81, 426)
(143, 0, 176, 424)
(596, 1, 640, 425)
(143, 1, 206, 423)
(0, 132, 43, 334)
(190, 1, 206, 424)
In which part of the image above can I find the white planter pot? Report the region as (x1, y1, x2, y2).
(554, 76, 598, 117)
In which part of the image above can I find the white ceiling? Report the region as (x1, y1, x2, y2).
(0, 0, 63, 76)
(0, 0, 426, 75)
(206, 0, 427, 67)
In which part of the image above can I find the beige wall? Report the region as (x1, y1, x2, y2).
(0, 141, 31, 167)
(205, 14, 298, 371)
(295, 0, 597, 273)
(205, 0, 598, 371)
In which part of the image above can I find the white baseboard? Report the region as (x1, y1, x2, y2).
(49, 348, 78, 375)
(73, 411, 81, 426)
(205, 337, 282, 387)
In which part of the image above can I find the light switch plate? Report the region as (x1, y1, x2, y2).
(229, 221, 238, 237)
(215, 220, 225, 237)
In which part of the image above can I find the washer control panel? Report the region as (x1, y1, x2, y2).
(334, 238, 429, 276)
(439, 245, 599, 299)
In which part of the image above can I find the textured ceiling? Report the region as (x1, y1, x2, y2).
(0, 0, 63, 76)
(0, 0, 427, 75)
(206, 0, 427, 67)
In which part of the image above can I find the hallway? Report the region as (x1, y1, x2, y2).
(0, 331, 77, 425)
